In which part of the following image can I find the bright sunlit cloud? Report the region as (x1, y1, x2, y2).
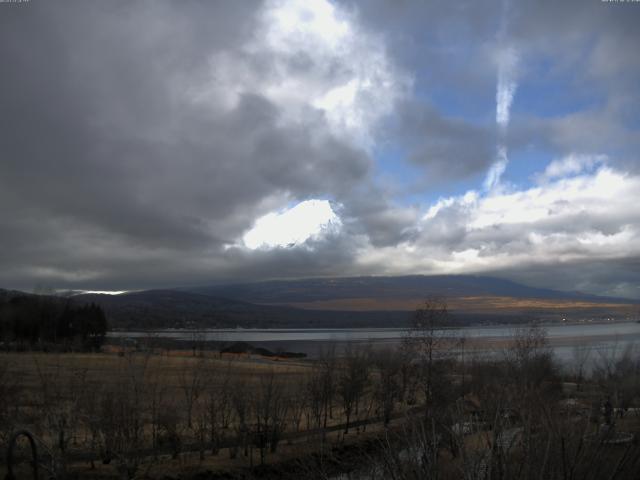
(76, 290, 128, 295)
(57, 290, 128, 296)
(356, 161, 640, 295)
(193, 0, 408, 149)
(243, 199, 342, 249)
(537, 153, 608, 183)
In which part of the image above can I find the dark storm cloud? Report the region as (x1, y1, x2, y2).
(0, 0, 381, 289)
(339, 0, 500, 90)
(392, 101, 494, 182)
(337, 186, 420, 248)
(1, 0, 639, 297)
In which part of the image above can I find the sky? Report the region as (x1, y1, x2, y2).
(1, 0, 640, 298)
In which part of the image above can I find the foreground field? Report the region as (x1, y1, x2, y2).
(2, 326, 640, 479)
(0, 349, 410, 478)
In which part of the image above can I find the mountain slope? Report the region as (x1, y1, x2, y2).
(73, 289, 410, 329)
(4, 273, 637, 330)
(186, 275, 634, 306)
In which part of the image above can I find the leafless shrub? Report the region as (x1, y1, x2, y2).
(338, 343, 371, 434)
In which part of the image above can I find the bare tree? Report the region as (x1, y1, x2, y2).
(318, 344, 337, 429)
(502, 324, 557, 400)
(228, 374, 249, 459)
(0, 356, 19, 452)
(571, 344, 592, 392)
(250, 370, 289, 464)
(146, 361, 169, 460)
(96, 352, 150, 479)
(286, 374, 308, 442)
(178, 356, 206, 430)
(375, 419, 442, 480)
(372, 347, 403, 426)
(200, 361, 234, 457)
(337, 343, 371, 434)
(32, 355, 88, 477)
(306, 364, 325, 431)
(593, 342, 640, 419)
(403, 297, 453, 415)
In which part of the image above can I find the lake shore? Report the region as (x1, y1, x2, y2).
(106, 321, 640, 362)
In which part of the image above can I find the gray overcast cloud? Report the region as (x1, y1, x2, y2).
(1, 0, 639, 298)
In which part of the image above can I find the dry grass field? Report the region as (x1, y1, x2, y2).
(0, 349, 408, 478)
(2, 350, 309, 390)
(270, 295, 637, 315)
(2, 329, 640, 479)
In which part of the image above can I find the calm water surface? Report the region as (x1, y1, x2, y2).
(110, 321, 640, 365)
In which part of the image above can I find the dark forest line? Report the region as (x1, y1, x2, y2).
(0, 291, 107, 350)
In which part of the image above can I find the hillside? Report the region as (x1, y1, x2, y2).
(186, 275, 636, 310)
(4, 274, 637, 330)
(73, 289, 410, 329)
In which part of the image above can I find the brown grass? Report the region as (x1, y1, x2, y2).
(265, 295, 637, 314)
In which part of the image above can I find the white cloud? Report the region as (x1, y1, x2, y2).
(484, 145, 509, 191)
(193, 0, 408, 149)
(423, 190, 478, 221)
(357, 163, 640, 280)
(537, 153, 607, 182)
(471, 167, 629, 229)
(243, 199, 342, 249)
(71, 290, 128, 296)
(484, 44, 519, 192)
(496, 46, 519, 130)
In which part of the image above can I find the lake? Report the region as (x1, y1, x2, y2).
(109, 321, 640, 369)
